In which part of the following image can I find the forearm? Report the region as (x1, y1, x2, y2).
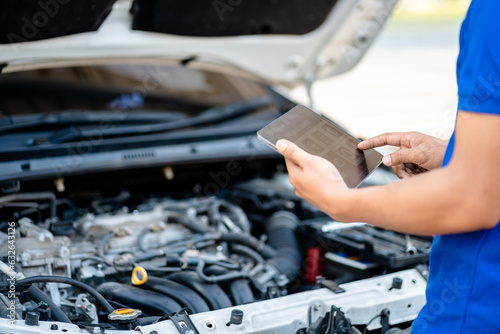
(329, 166, 494, 235)
(278, 112, 500, 235)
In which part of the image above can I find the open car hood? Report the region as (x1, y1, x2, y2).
(0, 0, 397, 87)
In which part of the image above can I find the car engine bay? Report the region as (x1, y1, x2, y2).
(0, 60, 430, 334)
(0, 160, 430, 334)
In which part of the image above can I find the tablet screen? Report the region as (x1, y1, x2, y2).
(257, 105, 383, 188)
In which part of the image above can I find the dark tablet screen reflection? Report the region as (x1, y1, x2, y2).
(257, 105, 383, 188)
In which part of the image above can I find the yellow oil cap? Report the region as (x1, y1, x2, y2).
(131, 266, 148, 285)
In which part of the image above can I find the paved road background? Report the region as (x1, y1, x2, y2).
(292, 18, 465, 146)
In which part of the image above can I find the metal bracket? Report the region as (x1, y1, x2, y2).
(324, 305, 352, 334)
(75, 294, 98, 324)
(320, 280, 346, 294)
(304, 305, 352, 334)
(415, 264, 429, 281)
(167, 310, 200, 334)
(76, 323, 105, 334)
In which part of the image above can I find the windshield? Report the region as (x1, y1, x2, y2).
(0, 65, 280, 147)
(0, 65, 269, 114)
(0, 64, 287, 183)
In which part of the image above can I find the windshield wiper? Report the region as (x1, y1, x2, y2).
(0, 110, 187, 133)
(43, 96, 273, 144)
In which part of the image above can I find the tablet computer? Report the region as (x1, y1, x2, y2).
(257, 105, 383, 188)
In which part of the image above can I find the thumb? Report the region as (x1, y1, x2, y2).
(383, 148, 418, 166)
(276, 139, 312, 166)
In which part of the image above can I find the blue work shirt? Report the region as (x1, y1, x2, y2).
(412, 1, 500, 333)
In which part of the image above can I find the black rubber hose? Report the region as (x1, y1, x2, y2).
(134, 316, 162, 326)
(0, 276, 115, 314)
(25, 286, 71, 323)
(208, 200, 251, 233)
(90, 191, 130, 215)
(266, 211, 302, 281)
(167, 271, 233, 310)
(183, 214, 212, 234)
(197, 266, 253, 305)
(167, 212, 211, 234)
(219, 233, 276, 259)
(220, 200, 251, 233)
(142, 277, 210, 314)
(202, 264, 230, 276)
(230, 244, 265, 264)
(97, 282, 181, 316)
(230, 279, 255, 305)
(196, 260, 246, 283)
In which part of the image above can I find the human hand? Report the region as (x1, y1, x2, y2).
(358, 132, 448, 179)
(276, 139, 349, 216)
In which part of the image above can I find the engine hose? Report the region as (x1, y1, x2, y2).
(220, 200, 251, 233)
(202, 264, 230, 276)
(135, 252, 165, 263)
(25, 286, 71, 323)
(97, 231, 115, 260)
(137, 226, 152, 252)
(167, 271, 233, 310)
(90, 191, 130, 215)
(142, 277, 210, 313)
(230, 279, 255, 305)
(186, 216, 212, 234)
(97, 282, 181, 316)
(0, 276, 115, 314)
(202, 259, 240, 270)
(196, 260, 247, 283)
(208, 200, 251, 233)
(266, 211, 302, 281)
(134, 316, 162, 326)
(169, 211, 211, 234)
(218, 233, 276, 259)
(230, 244, 265, 264)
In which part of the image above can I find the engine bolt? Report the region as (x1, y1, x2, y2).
(230, 309, 244, 325)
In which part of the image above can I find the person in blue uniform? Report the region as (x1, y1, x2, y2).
(276, 1, 500, 333)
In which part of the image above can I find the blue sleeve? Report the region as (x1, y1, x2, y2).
(456, 0, 500, 115)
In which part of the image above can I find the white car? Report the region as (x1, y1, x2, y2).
(0, 1, 430, 333)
